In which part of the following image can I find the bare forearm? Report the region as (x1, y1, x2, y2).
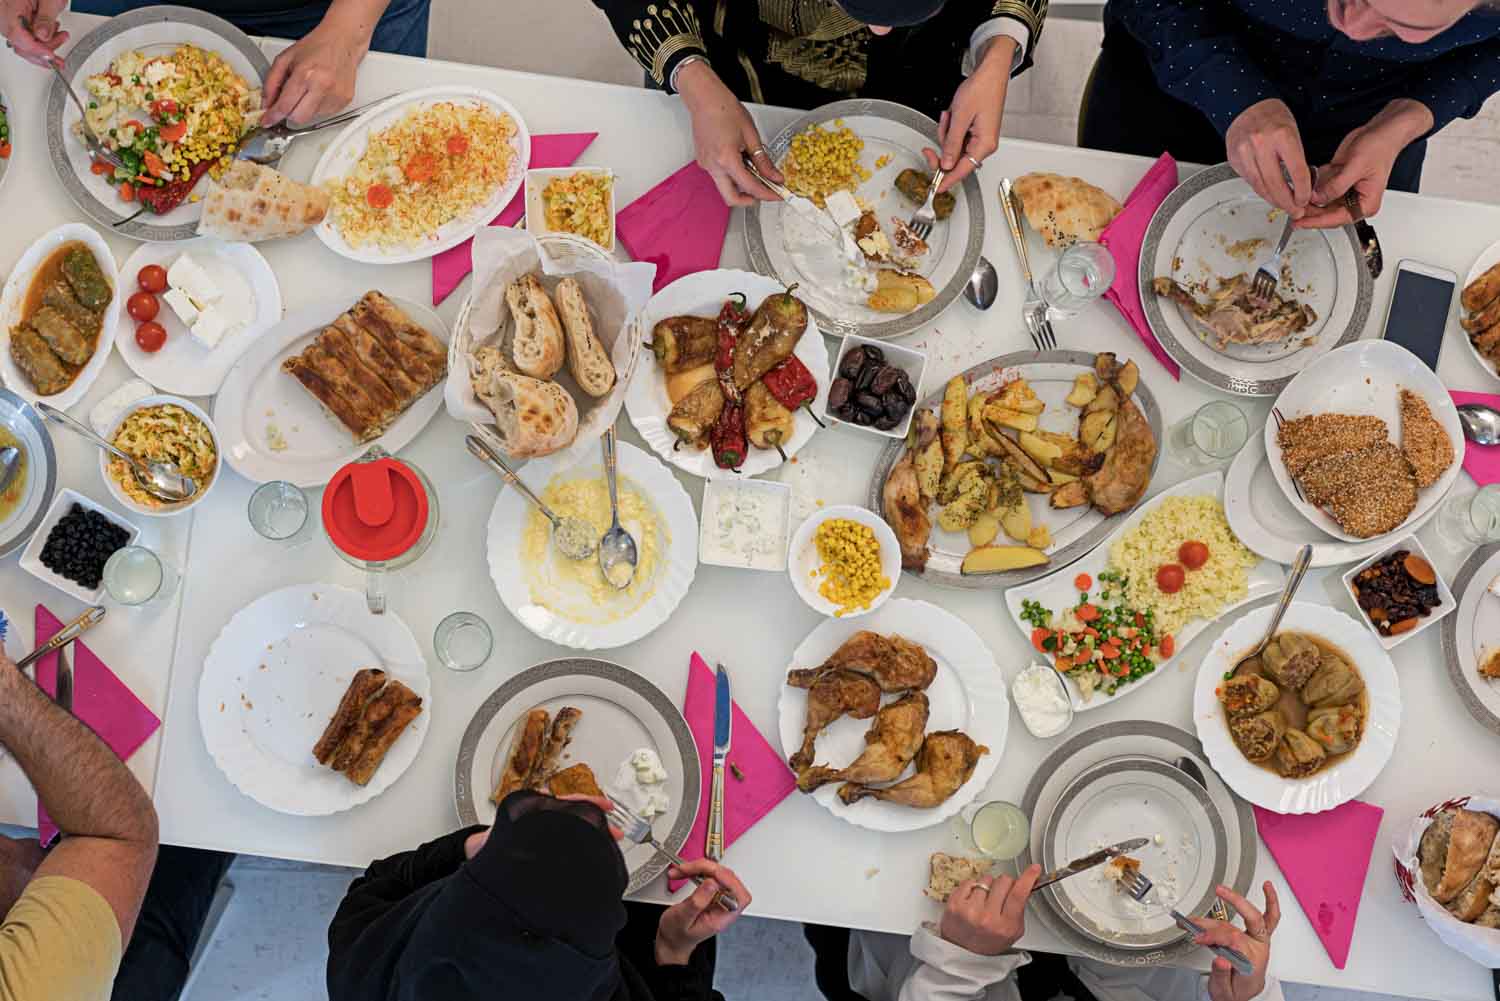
(324, 0, 387, 45)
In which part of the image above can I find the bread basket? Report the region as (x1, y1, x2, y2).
(1392, 794, 1500, 966)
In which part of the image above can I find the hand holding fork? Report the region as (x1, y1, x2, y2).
(607, 796, 743, 913)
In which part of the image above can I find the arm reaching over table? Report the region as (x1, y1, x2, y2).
(261, 0, 391, 126)
(0, 0, 66, 67)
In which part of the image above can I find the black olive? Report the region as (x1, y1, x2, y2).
(873, 412, 901, 431)
(895, 369, 916, 403)
(839, 347, 867, 379)
(861, 346, 885, 366)
(853, 409, 874, 426)
(854, 392, 884, 416)
(870, 366, 900, 395)
(828, 377, 853, 411)
(882, 391, 909, 419)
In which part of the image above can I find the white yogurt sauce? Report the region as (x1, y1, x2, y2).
(780, 207, 876, 320)
(1013, 664, 1073, 738)
(700, 483, 788, 571)
(611, 747, 670, 819)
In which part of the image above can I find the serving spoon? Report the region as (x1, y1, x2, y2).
(1230, 543, 1314, 676)
(599, 426, 638, 590)
(465, 434, 597, 560)
(1458, 403, 1500, 446)
(37, 403, 197, 503)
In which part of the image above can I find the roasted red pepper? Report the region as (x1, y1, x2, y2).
(715, 292, 747, 404)
(711, 401, 748, 470)
(762, 355, 819, 410)
(138, 158, 215, 215)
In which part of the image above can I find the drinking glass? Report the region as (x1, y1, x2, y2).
(969, 801, 1030, 860)
(103, 546, 178, 607)
(1436, 485, 1500, 548)
(248, 481, 310, 543)
(434, 612, 493, 672)
(1040, 242, 1115, 316)
(1167, 401, 1250, 467)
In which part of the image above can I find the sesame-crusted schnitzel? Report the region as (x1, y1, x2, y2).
(1297, 441, 1418, 538)
(1276, 413, 1389, 478)
(1398, 389, 1454, 489)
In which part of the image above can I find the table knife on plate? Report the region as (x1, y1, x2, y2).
(706, 663, 732, 861)
(1033, 837, 1150, 890)
(740, 154, 868, 270)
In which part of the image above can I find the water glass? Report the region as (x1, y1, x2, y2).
(1167, 401, 1250, 467)
(969, 801, 1030, 860)
(434, 611, 493, 672)
(103, 546, 179, 608)
(1436, 485, 1500, 548)
(1040, 242, 1116, 317)
(248, 481, 310, 543)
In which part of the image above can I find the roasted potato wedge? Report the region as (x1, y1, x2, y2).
(1117, 359, 1140, 396)
(961, 545, 1050, 575)
(914, 439, 943, 501)
(993, 378, 1045, 415)
(1083, 383, 1119, 416)
(938, 475, 990, 532)
(968, 511, 1001, 547)
(1018, 430, 1063, 467)
(983, 404, 1039, 433)
(1080, 409, 1119, 453)
(938, 460, 986, 504)
(1065, 372, 1098, 407)
(1049, 480, 1089, 509)
(1026, 524, 1053, 549)
(999, 495, 1032, 543)
(985, 421, 1051, 484)
(940, 376, 968, 472)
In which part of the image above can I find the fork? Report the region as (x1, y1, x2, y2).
(1270, 408, 1305, 502)
(1251, 213, 1294, 300)
(1119, 867, 1254, 975)
(906, 167, 945, 241)
(999, 176, 1056, 351)
(234, 96, 393, 166)
(38, 52, 125, 171)
(606, 797, 740, 912)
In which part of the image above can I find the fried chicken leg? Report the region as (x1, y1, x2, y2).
(883, 452, 932, 571)
(788, 669, 882, 772)
(838, 730, 987, 807)
(797, 691, 929, 792)
(787, 632, 938, 693)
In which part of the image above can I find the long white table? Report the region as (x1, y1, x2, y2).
(2, 19, 1499, 1000)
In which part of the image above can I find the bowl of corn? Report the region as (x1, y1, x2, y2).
(788, 504, 900, 618)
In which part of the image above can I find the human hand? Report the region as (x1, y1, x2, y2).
(1296, 99, 1433, 229)
(261, 9, 370, 127)
(676, 60, 779, 207)
(1225, 99, 1313, 219)
(939, 863, 1041, 956)
(1193, 882, 1281, 1001)
(462, 828, 489, 859)
(1, 0, 67, 68)
(655, 859, 751, 966)
(923, 36, 1016, 194)
(0, 834, 44, 915)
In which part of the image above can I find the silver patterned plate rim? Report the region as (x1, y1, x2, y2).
(1441, 543, 1500, 737)
(0, 388, 56, 560)
(866, 349, 1163, 590)
(744, 98, 984, 341)
(1137, 163, 1374, 397)
(453, 657, 701, 896)
(46, 5, 271, 242)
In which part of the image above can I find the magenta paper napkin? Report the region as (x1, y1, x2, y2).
(430, 132, 599, 305)
(1099, 153, 1181, 380)
(616, 163, 729, 294)
(666, 652, 796, 892)
(1451, 390, 1500, 486)
(34, 605, 161, 847)
(1254, 800, 1384, 969)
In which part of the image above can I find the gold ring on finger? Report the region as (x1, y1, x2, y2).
(749, 147, 768, 159)
(966, 155, 982, 169)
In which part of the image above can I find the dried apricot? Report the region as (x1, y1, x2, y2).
(1403, 553, 1436, 585)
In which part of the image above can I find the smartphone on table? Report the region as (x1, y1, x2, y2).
(1382, 259, 1458, 371)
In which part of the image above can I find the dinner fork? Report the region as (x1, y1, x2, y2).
(1118, 867, 1254, 976)
(906, 167, 945, 241)
(1251, 213, 1294, 300)
(999, 176, 1056, 352)
(606, 797, 740, 912)
(1270, 407, 1304, 502)
(36, 48, 125, 171)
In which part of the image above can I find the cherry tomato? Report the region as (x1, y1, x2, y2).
(403, 152, 437, 183)
(446, 134, 469, 156)
(134, 321, 166, 353)
(159, 120, 188, 144)
(366, 183, 394, 209)
(0, 142, 11, 160)
(127, 291, 159, 322)
(138, 265, 168, 294)
(1156, 563, 1186, 594)
(1074, 573, 1092, 592)
(1178, 540, 1210, 570)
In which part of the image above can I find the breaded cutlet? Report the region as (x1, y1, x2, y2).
(1399, 388, 1455, 489)
(1277, 413, 1389, 478)
(1299, 442, 1418, 538)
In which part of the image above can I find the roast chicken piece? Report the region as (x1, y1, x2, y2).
(1085, 392, 1156, 515)
(787, 632, 938, 693)
(788, 669, 882, 773)
(839, 730, 987, 807)
(883, 451, 932, 571)
(796, 691, 929, 792)
(1151, 275, 1317, 350)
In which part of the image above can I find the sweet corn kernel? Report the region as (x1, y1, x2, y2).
(780, 124, 870, 207)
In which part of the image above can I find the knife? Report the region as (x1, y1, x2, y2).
(1033, 837, 1151, 891)
(54, 644, 73, 714)
(706, 663, 732, 862)
(16, 606, 106, 671)
(740, 153, 869, 272)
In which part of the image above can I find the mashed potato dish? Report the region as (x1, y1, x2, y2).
(1110, 496, 1258, 636)
(108, 404, 216, 508)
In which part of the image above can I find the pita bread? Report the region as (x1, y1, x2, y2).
(1434, 809, 1500, 903)
(197, 161, 329, 243)
(470, 347, 578, 458)
(1013, 172, 1122, 247)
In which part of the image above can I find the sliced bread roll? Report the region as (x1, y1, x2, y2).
(555, 277, 615, 397)
(924, 853, 991, 902)
(472, 350, 578, 458)
(505, 274, 565, 379)
(1448, 867, 1498, 923)
(1475, 903, 1500, 929)
(1419, 810, 1456, 898)
(1435, 810, 1500, 904)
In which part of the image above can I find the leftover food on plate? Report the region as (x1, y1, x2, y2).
(867, 268, 936, 315)
(810, 517, 891, 617)
(312, 667, 424, 787)
(828, 344, 916, 431)
(610, 747, 670, 819)
(0, 427, 27, 523)
(1350, 549, 1442, 638)
(541, 171, 613, 248)
(1013, 173, 1122, 247)
(1103, 854, 1141, 890)
(490, 707, 670, 816)
(894, 169, 954, 220)
(9, 242, 111, 396)
(108, 403, 217, 508)
(925, 852, 991, 901)
(197, 161, 329, 242)
(326, 100, 518, 250)
(780, 121, 869, 207)
(1218, 631, 1366, 779)
(1462, 261, 1500, 377)
(1416, 807, 1500, 924)
(1152, 275, 1317, 351)
(1479, 648, 1500, 681)
(39, 503, 129, 591)
(282, 291, 447, 443)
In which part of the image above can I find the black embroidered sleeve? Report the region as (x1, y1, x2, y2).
(592, 0, 709, 91)
(978, 0, 1049, 74)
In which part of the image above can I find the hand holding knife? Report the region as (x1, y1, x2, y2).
(1033, 837, 1150, 890)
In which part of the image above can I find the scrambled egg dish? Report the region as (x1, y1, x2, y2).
(522, 473, 663, 624)
(109, 404, 216, 508)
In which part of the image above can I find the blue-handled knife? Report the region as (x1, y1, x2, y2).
(706, 663, 732, 861)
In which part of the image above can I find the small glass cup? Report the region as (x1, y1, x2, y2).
(970, 801, 1030, 861)
(1040, 242, 1116, 317)
(103, 546, 179, 608)
(1436, 485, 1500, 548)
(1167, 401, 1250, 467)
(248, 481, 310, 543)
(434, 612, 493, 672)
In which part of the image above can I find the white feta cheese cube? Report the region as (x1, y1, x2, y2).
(168, 254, 221, 308)
(190, 306, 229, 351)
(161, 287, 199, 327)
(824, 190, 862, 228)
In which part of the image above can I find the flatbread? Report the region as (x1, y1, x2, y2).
(1013, 172, 1122, 247)
(923, 853, 991, 902)
(1435, 809, 1500, 903)
(198, 161, 330, 243)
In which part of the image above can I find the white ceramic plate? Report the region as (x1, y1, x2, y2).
(311, 86, 530, 265)
(212, 295, 448, 487)
(197, 583, 430, 816)
(1005, 472, 1284, 711)
(1441, 545, 1500, 737)
(1192, 602, 1401, 814)
(1265, 339, 1463, 544)
(777, 598, 1008, 833)
(116, 239, 282, 394)
(0, 223, 122, 410)
(625, 269, 829, 480)
(1459, 239, 1500, 384)
(486, 441, 697, 650)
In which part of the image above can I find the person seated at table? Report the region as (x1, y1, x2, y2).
(325, 789, 752, 1001)
(0, 0, 427, 125)
(1080, 0, 1500, 228)
(589, 0, 1046, 205)
(0, 650, 159, 1001)
(108, 845, 236, 1001)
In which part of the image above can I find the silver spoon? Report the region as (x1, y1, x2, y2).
(1458, 403, 1500, 446)
(37, 403, 197, 503)
(963, 256, 998, 310)
(465, 434, 596, 560)
(599, 426, 638, 590)
(0, 447, 20, 495)
(1230, 543, 1314, 676)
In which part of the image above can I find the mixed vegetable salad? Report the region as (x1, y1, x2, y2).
(1020, 570, 1177, 700)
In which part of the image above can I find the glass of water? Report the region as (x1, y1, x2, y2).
(1437, 485, 1500, 548)
(1040, 242, 1116, 317)
(248, 481, 310, 543)
(1167, 401, 1250, 467)
(434, 612, 493, 672)
(103, 546, 179, 608)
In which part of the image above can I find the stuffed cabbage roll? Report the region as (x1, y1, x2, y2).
(1303, 655, 1364, 708)
(1230, 709, 1286, 762)
(1220, 674, 1280, 718)
(1275, 728, 1328, 778)
(1261, 633, 1321, 691)
(1306, 704, 1363, 755)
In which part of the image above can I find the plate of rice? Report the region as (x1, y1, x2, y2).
(311, 86, 530, 264)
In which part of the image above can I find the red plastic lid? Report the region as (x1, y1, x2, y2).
(322, 457, 429, 562)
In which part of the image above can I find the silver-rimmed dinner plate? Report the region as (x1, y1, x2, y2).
(1018, 720, 1256, 967)
(0, 389, 55, 559)
(866, 350, 1162, 590)
(46, 5, 270, 242)
(455, 657, 700, 896)
(1139, 163, 1374, 397)
(745, 98, 984, 340)
(1442, 544, 1500, 736)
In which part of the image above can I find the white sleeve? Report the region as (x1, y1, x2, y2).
(961, 19, 1031, 77)
(895, 923, 1030, 1001)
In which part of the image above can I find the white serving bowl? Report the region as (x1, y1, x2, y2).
(788, 504, 901, 618)
(19, 487, 139, 604)
(823, 333, 927, 440)
(1341, 535, 1455, 651)
(98, 394, 222, 518)
(525, 167, 616, 253)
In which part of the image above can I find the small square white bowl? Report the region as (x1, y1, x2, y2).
(823, 333, 927, 440)
(1340, 535, 1455, 651)
(524, 168, 616, 253)
(19, 488, 140, 604)
(698, 479, 792, 572)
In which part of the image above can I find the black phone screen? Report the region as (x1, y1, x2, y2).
(1383, 265, 1455, 371)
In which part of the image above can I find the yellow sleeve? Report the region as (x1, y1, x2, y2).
(0, 876, 123, 1001)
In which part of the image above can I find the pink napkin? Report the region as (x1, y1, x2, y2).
(33, 605, 161, 847)
(1099, 153, 1181, 380)
(616, 163, 729, 293)
(666, 652, 796, 892)
(430, 132, 599, 305)
(1450, 390, 1500, 486)
(1254, 800, 1384, 969)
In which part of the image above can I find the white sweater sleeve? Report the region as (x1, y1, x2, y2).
(895, 923, 1031, 1001)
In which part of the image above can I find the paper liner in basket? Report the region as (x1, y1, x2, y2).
(443, 227, 656, 474)
(1392, 794, 1500, 967)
